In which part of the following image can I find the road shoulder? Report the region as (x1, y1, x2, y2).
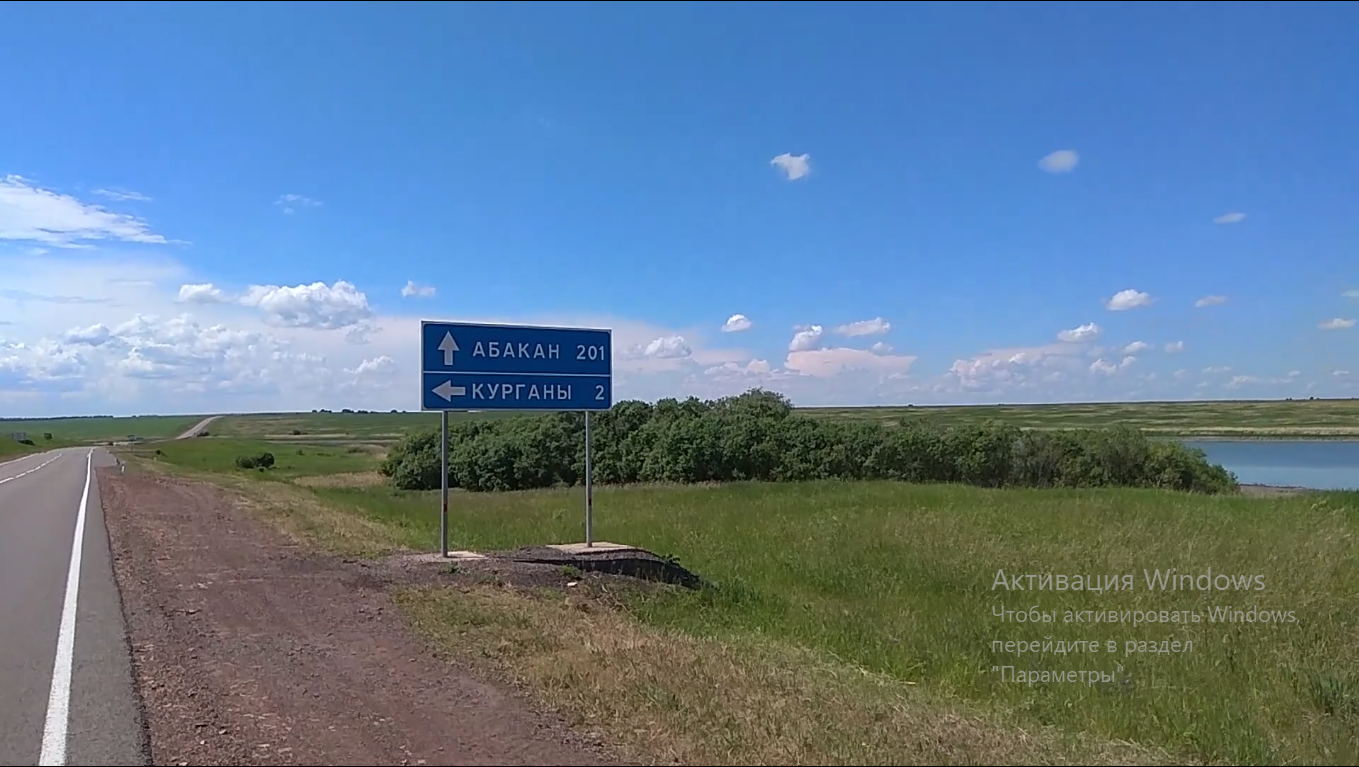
(96, 466, 611, 767)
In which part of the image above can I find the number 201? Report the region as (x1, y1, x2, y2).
(576, 344, 606, 361)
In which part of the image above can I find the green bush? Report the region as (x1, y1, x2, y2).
(378, 389, 1239, 495)
(234, 451, 276, 470)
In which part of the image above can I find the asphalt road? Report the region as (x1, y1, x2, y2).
(0, 449, 148, 767)
(175, 415, 220, 440)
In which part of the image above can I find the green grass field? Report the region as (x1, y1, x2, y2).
(5, 397, 1355, 450)
(121, 437, 381, 480)
(0, 415, 205, 443)
(133, 436, 1359, 765)
(210, 398, 1359, 444)
(802, 398, 1359, 437)
(211, 410, 517, 443)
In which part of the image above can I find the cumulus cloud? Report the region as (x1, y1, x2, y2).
(1038, 150, 1079, 174)
(1089, 356, 1137, 376)
(720, 313, 752, 333)
(1122, 341, 1149, 354)
(274, 193, 322, 214)
(1319, 318, 1355, 330)
(631, 335, 692, 360)
(237, 280, 374, 332)
(1056, 322, 1101, 343)
(770, 153, 811, 181)
(1104, 289, 1153, 311)
(177, 283, 227, 304)
(1195, 295, 1228, 308)
(1213, 212, 1246, 225)
(788, 325, 824, 352)
(0, 175, 169, 247)
(833, 317, 891, 337)
(1164, 341, 1185, 353)
(345, 355, 396, 376)
(401, 280, 436, 299)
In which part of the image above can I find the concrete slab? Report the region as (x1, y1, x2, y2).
(545, 542, 638, 555)
(403, 551, 487, 563)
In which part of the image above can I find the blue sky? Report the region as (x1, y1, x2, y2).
(0, 1, 1356, 416)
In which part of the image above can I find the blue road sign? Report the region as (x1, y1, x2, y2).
(420, 320, 613, 412)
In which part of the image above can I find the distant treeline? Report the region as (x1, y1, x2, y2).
(378, 389, 1238, 495)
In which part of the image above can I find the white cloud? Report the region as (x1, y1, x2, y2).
(720, 313, 753, 333)
(0, 175, 169, 247)
(1037, 150, 1079, 174)
(93, 188, 152, 203)
(4, 240, 1355, 415)
(833, 317, 891, 337)
(1104, 289, 1153, 311)
(1343, 290, 1359, 299)
(1089, 356, 1137, 376)
(237, 280, 374, 332)
(1202, 366, 1232, 374)
(274, 194, 322, 214)
(1056, 322, 1101, 343)
(947, 344, 1075, 393)
(1334, 370, 1351, 377)
(770, 153, 811, 181)
(1318, 318, 1355, 330)
(1213, 212, 1246, 225)
(785, 347, 916, 378)
(1226, 374, 1301, 390)
(788, 325, 824, 352)
(637, 335, 692, 360)
(401, 280, 436, 299)
(345, 355, 395, 376)
(1122, 341, 1149, 354)
(1195, 295, 1228, 308)
(1164, 341, 1185, 353)
(176, 283, 227, 304)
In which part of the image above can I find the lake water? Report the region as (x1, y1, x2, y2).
(1178, 440, 1359, 491)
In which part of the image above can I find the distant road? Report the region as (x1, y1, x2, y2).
(0, 449, 148, 766)
(175, 416, 221, 440)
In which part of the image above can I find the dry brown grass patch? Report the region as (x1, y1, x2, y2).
(397, 584, 1173, 767)
(292, 470, 387, 489)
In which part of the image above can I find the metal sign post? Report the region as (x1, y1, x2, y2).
(419, 320, 613, 556)
(584, 411, 593, 547)
(440, 410, 449, 558)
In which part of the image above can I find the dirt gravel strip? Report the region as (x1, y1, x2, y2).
(97, 466, 614, 766)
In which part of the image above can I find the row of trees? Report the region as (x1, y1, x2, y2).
(379, 390, 1239, 495)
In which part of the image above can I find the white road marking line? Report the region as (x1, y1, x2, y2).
(0, 454, 62, 485)
(38, 449, 93, 766)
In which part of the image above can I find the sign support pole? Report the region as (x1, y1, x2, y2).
(584, 410, 593, 547)
(440, 410, 449, 558)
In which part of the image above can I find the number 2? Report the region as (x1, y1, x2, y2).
(595, 385, 605, 401)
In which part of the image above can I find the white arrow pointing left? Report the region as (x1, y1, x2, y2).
(433, 381, 467, 402)
(437, 332, 460, 366)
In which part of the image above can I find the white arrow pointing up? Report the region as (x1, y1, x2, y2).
(437, 331, 460, 366)
(433, 381, 467, 402)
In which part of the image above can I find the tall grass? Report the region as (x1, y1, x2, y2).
(313, 480, 1358, 764)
